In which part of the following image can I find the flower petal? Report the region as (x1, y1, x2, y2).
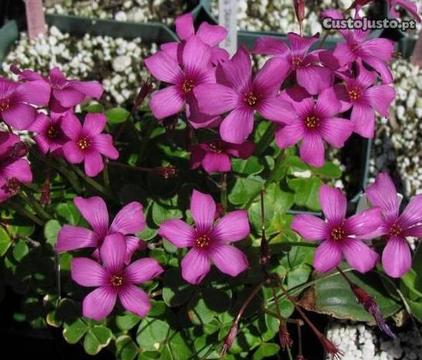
(210, 245, 249, 277)
(182, 36, 211, 73)
(345, 208, 383, 236)
(55, 225, 98, 252)
(365, 85, 395, 117)
(119, 285, 151, 318)
(202, 152, 231, 173)
(71, 257, 107, 287)
(216, 47, 251, 89)
(181, 248, 211, 284)
(15, 80, 50, 106)
(84, 151, 104, 177)
(82, 113, 107, 136)
(74, 196, 109, 236)
(150, 86, 184, 119)
(299, 133, 325, 167)
(252, 36, 289, 55)
(62, 141, 84, 164)
(159, 219, 195, 247)
(351, 103, 375, 138)
(92, 134, 119, 160)
(111, 202, 145, 235)
(193, 83, 238, 116)
(61, 112, 82, 140)
(53, 88, 86, 108)
(275, 122, 304, 149)
(175, 13, 194, 40)
(382, 236, 412, 278)
(100, 233, 127, 273)
(320, 117, 354, 148)
(343, 238, 379, 273)
(399, 195, 422, 230)
(313, 240, 342, 273)
(213, 210, 250, 243)
(190, 190, 216, 229)
(365, 172, 400, 221)
(291, 214, 327, 241)
(257, 97, 295, 124)
(3, 159, 32, 183)
(220, 108, 255, 144)
(144, 51, 183, 84)
(2, 103, 36, 130)
(296, 65, 333, 96)
(254, 57, 290, 96)
(314, 87, 341, 117)
(83, 287, 117, 321)
(319, 185, 347, 224)
(363, 56, 393, 84)
(125, 258, 164, 284)
(69, 80, 103, 99)
(197, 22, 227, 46)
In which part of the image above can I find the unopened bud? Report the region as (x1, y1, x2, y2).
(293, 0, 305, 23)
(9, 142, 28, 159)
(156, 165, 177, 180)
(318, 334, 342, 360)
(279, 322, 293, 349)
(221, 324, 238, 355)
(2, 178, 21, 196)
(133, 79, 154, 110)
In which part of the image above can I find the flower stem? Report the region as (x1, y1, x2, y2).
(72, 166, 115, 200)
(19, 191, 51, 221)
(255, 122, 275, 156)
(7, 201, 44, 226)
(220, 173, 228, 210)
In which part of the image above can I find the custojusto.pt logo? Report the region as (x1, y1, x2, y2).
(322, 16, 417, 31)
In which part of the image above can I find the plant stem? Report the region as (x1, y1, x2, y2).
(220, 173, 228, 210)
(277, 241, 318, 248)
(19, 191, 51, 221)
(255, 122, 275, 156)
(7, 201, 44, 226)
(72, 166, 114, 200)
(109, 161, 153, 172)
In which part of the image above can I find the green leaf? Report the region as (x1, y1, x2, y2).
(162, 268, 194, 307)
(116, 312, 142, 331)
(306, 270, 401, 322)
(82, 102, 104, 113)
(252, 343, 280, 360)
(44, 220, 61, 247)
(136, 318, 170, 351)
(151, 202, 182, 226)
(311, 161, 342, 179)
(188, 288, 231, 325)
(0, 226, 11, 256)
(229, 177, 264, 206)
(13, 239, 28, 261)
(232, 157, 264, 175)
(106, 107, 131, 124)
(56, 202, 81, 225)
(83, 325, 113, 355)
(116, 335, 139, 360)
(287, 177, 321, 211)
(63, 318, 89, 344)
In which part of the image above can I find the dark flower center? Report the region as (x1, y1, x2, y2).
(182, 79, 195, 94)
(389, 223, 403, 237)
(244, 92, 258, 107)
(348, 87, 361, 101)
(158, 165, 177, 179)
(47, 125, 58, 139)
(291, 56, 303, 68)
(330, 226, 346, 242)
(77, 137, 90, 150)
(208, 141, 223, 153)
(304, 115, 320, 129)
(110, 274, 124, 288)
(0, 98, 10, 112)
(194, 233, 211, 249)
(1, 177, 20, 195)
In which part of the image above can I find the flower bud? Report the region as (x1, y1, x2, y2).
(293, 0, 305, 23)
(279, 322, 293, 349)
(221, 324, 238, 355)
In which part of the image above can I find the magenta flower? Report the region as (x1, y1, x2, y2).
(56, 196, 147, 261)
(275, 87, 354, 167)
(365, 173, 422, 278)
(145, 36, 216, 122)
(387, 0, 421, 22)
(159, 190, 250, 284)
(161, 13, 229, 66)
(194, 48, 294, 144)
(334, 61, 395, 138)
(48, 67, 103, 112)
(61, 112, 118, 177)
(190, 140, 255, 174)
(30, 112, 69, 155)
(322, 10, 395, 83)
(0, 77, 50, 130)
(292, 185, 382, 273)
(71, 233, 163, 320)
(253, 33, 333, 95)
(0, 132, 32, 202)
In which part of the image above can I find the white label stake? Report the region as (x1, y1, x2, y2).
(218, 0, 237, 56)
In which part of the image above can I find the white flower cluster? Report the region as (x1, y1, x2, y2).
(326, 322, 422, 359)
(44, 0, 188, 25)
(1, 26, 157, 106)
(211, 0, 353, 34)
(369, 59, 422, 197)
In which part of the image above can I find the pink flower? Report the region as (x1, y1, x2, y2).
(71, 233, 163, 320)
(190, 140, 255, 173)
(387, 0, 421, 22)
(253, 33, 333, 95)
(292, 185, 382, 273)
(0, 77, 50, 130)
(194, 48, 294, 144)
(56, 196, 147, 262)
(0, 132, 32, 202)
(61, 112, 119, 177)
(161, 13, 229, 66)
(145, 36, 216, 123)
(159, 190, 250, 284)
(30, 112, 70, 155)
(334, 61, 395, 138)
(47, 67, 103, 113)
(322, 10, 395, 83)
(365, 173, 422, 278)
(275, 87, 354, 167)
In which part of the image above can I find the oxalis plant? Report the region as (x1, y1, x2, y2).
(1, 2, 422, 359)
